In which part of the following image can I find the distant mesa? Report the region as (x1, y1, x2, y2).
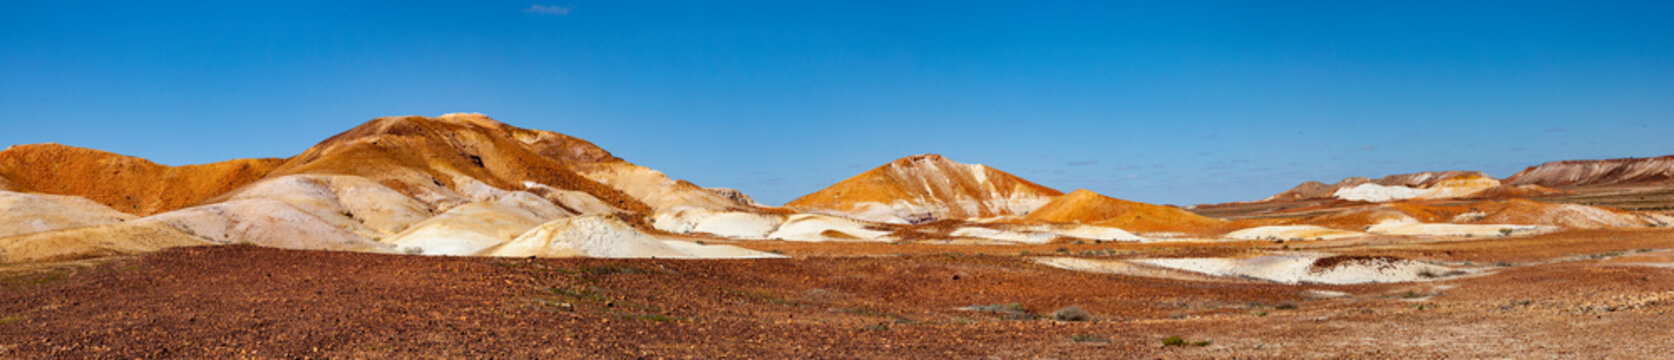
(1265, 171, 1498, 203)
(784, 154, 1062, 224)
(1505, 155, 1674, 187)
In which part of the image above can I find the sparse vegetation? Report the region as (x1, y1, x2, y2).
(1072, 334, 1108, 343)
(963, 302, 1036, 320)
(1161, 336, 1211, 347)
(579, 263, 649, 275)
(0, 315, 20, 325)
(1051, 306, 1091, 322)
(616, 313, 678, 322)
(2, 269, 71, 290)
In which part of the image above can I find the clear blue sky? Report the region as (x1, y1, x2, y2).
(4, 1, 1672, 206)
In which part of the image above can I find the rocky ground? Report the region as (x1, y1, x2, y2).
(3, 229, 1672, 359)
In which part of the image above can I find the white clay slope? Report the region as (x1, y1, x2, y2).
(145, 198, 389, 252)
(384, 192, 570, 255)
(486, 214, 781, 259)
(1226, 225, 1366, 241)
(0, 190, 137, 238)
(0, 220, 213, 263)
(1132, 254, 1458, 285)
(1333, 176, 1502, 202)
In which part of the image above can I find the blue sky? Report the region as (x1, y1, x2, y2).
(3, 1, 1671, 206)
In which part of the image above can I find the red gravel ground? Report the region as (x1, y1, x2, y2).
(3, 229, 1673, 359)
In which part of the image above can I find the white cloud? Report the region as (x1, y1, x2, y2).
(524, 4, 571, 16)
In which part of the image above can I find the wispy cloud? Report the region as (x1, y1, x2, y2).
(1066, 160, 1098, 166)
(524, 4, 571, 16)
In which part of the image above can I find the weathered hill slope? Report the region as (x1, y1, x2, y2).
(272, 113, 760, 216)
(1025, 189, 1226, 235)
(0, 175, 20, 192)
(1266, 171, 1492, 202)
(265, 114, 652, 215)
(786, 154, 1062, 224)
(1506, 155, 1674, 187)
(0, 144, 283, 215)
(1, 114, 779, 263)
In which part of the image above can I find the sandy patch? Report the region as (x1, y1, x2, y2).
(1226, 225, 1365, 241)
(767, 214, 892, 242)
(652, 209, 784, 239)
(1367, 219, 1553, 238)
(1133, 253, 1460, 284)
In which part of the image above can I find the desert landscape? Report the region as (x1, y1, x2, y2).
(2, 114, 1671, 358)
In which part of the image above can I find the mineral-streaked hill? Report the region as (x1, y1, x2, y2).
(1025, 189, 1227, 235)
(785, 154, 1062, 224)
(1506, 155, 1674, 187)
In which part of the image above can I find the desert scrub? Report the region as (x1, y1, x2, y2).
(1072, 334, 1109, 343)
(962, 302, 1036, 320)
(1162, 336, 1211, 347)
(1051, 306, 1092, 322)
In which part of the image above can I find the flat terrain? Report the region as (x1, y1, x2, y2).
(3, 229, 1673, 359)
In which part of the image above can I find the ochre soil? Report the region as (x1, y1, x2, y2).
(3, 229, 1673, 359)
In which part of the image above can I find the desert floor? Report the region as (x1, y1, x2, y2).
(4, 229, 1672, 359)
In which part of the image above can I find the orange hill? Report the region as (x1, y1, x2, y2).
(265, 114, 652, 215)
(1025, 189, 1227, 235)
(786, 154, 1062, 224)
(0, 143, 282, 215)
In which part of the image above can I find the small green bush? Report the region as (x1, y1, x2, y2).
(1162, 336, 1186, 347)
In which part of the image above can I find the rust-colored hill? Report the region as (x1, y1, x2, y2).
(0, 144, 282, 215)
(1505, 155, 1674, 187)
(785, 154, 1062, 224)
(265, 114, 653, 215)
(1025, 189, 1226, 235)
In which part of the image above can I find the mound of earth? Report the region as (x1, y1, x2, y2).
(0, 143, 283, 215)
(485, 214, 773, 258)
(383, 192, 571, 256)
(1505, 155, 1674, 187)
(0, 175, 19, 191)
(1131, 254, 1459, 284)
(1267, 171, 1490, 202)
(785, 154, 1061, 224)
(1225, 225, 1365, 241)
(766, 214, 893, 242)
(653, 209, 786, 239)
(1024, 189, 1225, 235)
(0, 220, 212, 263)
(266, 114, 653, 216)
(0, 191, 136, 238)
(145, 199, 391, 252)
(1390, 199, 1656, 229)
